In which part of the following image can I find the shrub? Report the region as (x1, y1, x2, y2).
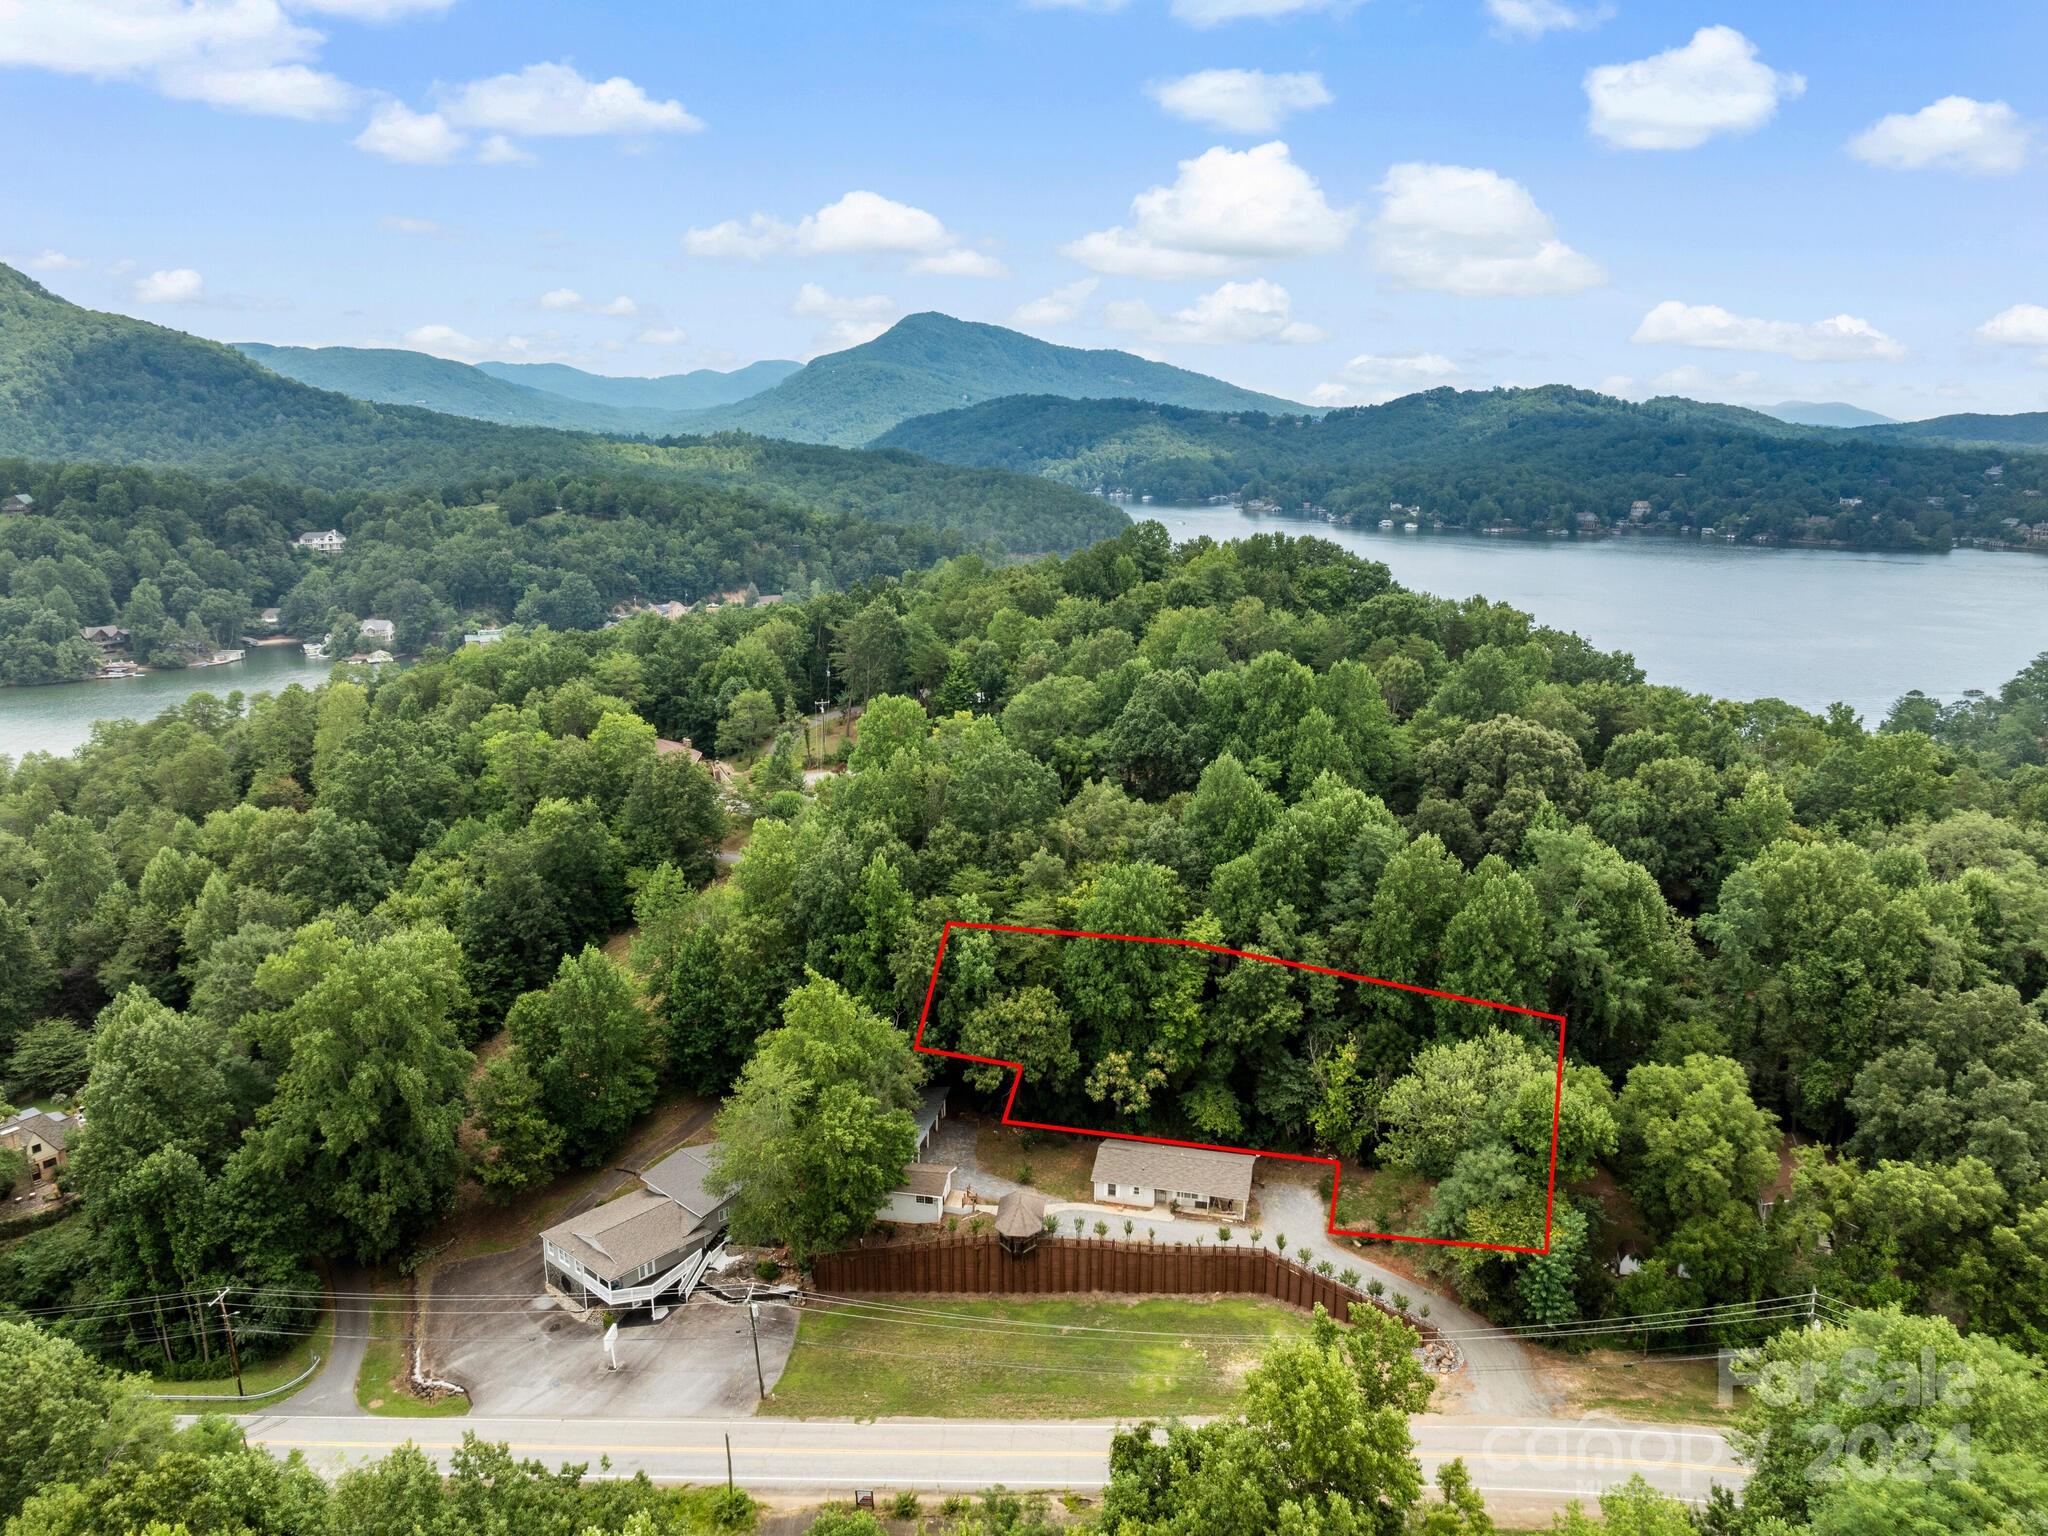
(1316, 1260, 1334, 1276)
(754, 1258, 779, 1282)
(1216, 1226, 1232, 1243)
(1016, 1160, 1034, 1186)
(1072, 1215, 1086, 1236)
(1295, 1247, 1311, 1265)
(1041, 1214, 1058, 1232)
(1367, 1278, 1386, 1298)
(1420, 1302, 1432, 1319)
(1339, 1268, 1362, 1287)
(1392, 1292, 1411, 1313)
(1249, 1228, 1262, 1245)
(1274, 1232, 1287, 1253)
(890, 1490, 921, 1518)
(1122, 1218, 1133, 1236)
(1093, 1220, 1108, 1238)
(707, 1484, 756, 1529)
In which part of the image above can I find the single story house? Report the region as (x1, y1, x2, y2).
(539, 1141, 734, 1315)
(1091, 1141, 1256, 1218)
(879, 1162, 956, 1225)
(1, 1109, 73, 1184)
(295, 529, 346, 553)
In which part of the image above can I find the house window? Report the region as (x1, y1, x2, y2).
(914, 1194, 938, 1205)
(1104, 1183, 1117, 1197)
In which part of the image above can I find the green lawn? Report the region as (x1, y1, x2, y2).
(355, 1292, 470, 1418)
(766, 1296, 1310, 1420)
(146, 1302, 334, 1402)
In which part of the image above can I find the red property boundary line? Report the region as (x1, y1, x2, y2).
(913, 921, 1569, 1257)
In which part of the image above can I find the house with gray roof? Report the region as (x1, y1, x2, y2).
(1091, 1140, 1256, 1218)
(1, 1108, 74, 1185)
(539, 1141, 734, 1315)
(914, 1084, 948, 1158)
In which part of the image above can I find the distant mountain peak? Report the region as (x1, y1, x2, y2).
(1766, 400, 1898, 429)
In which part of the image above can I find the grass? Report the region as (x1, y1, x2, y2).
(765, 1296, 1310, 1420)
(1326, 1165, 1434, 1238)
(973, 1123, 1094, 1202)
(145, 1301, 334, 1402)
(1536, 1347, 1735, 1424)
(355, 1291, 470, 1418)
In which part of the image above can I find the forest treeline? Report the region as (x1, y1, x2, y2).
(3, 520, 2045, 1380)
(0, 456, 1106, 684)
(876, 387, 2047, 549)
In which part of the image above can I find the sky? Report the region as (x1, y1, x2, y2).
(3, 0, 2046, 420)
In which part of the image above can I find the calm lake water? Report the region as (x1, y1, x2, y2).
(0, 643, 332, 761)
(1154, 505, 2048, 722)
(3, 513, 2045, 759)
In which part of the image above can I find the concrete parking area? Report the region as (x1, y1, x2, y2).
(422, 1244, 796, 1418)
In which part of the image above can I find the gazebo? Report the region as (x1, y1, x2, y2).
(994, 1189, 1051, 1257)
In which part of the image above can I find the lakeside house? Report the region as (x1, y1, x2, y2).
(463, 627, 506, 646)
(1091, 1141, 1256, 1218)
(79, 625, 129, 654)
(358, 617, 395, 643)
(539, 1141, 734, 1316)
(295, 529, 346, 553)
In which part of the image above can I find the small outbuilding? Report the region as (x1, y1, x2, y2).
(994, 1188, 1051, 1257)
(879, 1162, 956, 1225)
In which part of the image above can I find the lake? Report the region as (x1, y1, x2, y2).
(1153, 505, 2048, 721)
(0, 643, 332, 761)
(4, 514, 2045, 759)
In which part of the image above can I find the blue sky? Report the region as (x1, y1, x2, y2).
(4, 0, 2046, 418)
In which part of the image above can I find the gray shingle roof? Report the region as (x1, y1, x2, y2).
(1091, 1140, 1256, 1206)
(896, 1163, 954, 1198)
(994, 1188, 1050, 1237)
(1, 1109, 71, 1153)
(542, 1192, 701, 1281)
(638, 1141, 728, 1220)
(915, 1085, 948, 1143)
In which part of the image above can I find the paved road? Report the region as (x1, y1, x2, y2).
(236, 1412, 1745, 1512)
(277, 1272, 372, 1417)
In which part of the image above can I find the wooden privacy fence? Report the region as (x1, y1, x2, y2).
(810, 1236, 1439, 1341)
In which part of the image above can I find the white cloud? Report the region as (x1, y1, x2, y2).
(1064, 141, 1352, 280)
(402, 322, 484, 358)
(286, 0, 454, 16)
(1012, 278, 1100, 328)
(440, 62, 700, 139)
(1585, 26, 1804, 150)
(1170, 0, 1346, 26)
(1848, 96, 2031, 176)
(1104, 278, 1326, 346)
(685, 190, 996, 275)
(790, 283, 897, 354)
(1646, 364, 1768, 399)
(909, 248, 1011, 278)
(1023, 0, 1129, 9)
(1632, 301, 1906, 363)
(475, 133, 535, 165)
(377, 214, 441, 236)
(682, 214, 798, 260)
(1368, 162, 1605, 297)
(539, 288, 638, 316)
(0, 0, 359, 120)
(1976, 304, 2048, 349)
(134, 267, 204, 304)
(25, 249, 89, 271)
(1486, 0, 1606, 38)
(638, 326, 688, 346)
(1309, 352, 1462, 405)
(806, 190, 952, 254)
(355, 101, 466, 163)
(1148, 69, 1331, 133)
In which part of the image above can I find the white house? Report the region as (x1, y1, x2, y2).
(1091, 1141, 1257, 1218)
(539, 1141, 734, 1315)
(463, 627, 506, 646)
(295, 529, 346, 553)
(358, 617, 395, 643)
(879, 1162, 956, 1225)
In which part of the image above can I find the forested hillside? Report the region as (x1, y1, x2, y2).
(0, 266, 1124, 556)
(477, 357, 800, 411)
(234, 343, 696, 435)
(5, 520, 2045, 1371)
(0, 457, 983, 684)
(878, 387, 2047, 549)
(677, 312, 1315, 446)
(1855, 410, 2048, 450)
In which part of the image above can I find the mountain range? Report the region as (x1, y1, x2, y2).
(0, 263, 1122, 553)
(875, 388, 2045, 551)
(233, 313, 1313, 449)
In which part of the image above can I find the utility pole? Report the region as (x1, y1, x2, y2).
(724, 1432, 734, 1492)
(210, 1289, 244, 1397)
(747, 1299, 766, 1400)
